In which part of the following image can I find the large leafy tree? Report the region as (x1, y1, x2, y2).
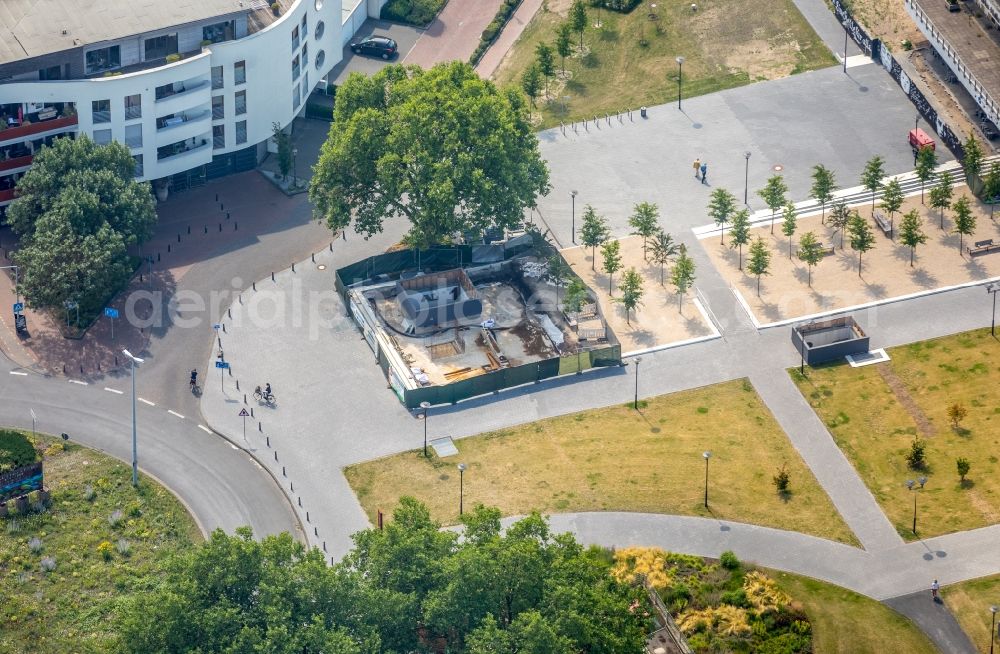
(628, 201, 659, 260)
(797, 231, 824, 287)
(671, 244, 696, 312)
(7, 136, 155, 314)
(707, 187, 736, 244)
(310, 62, 550, 248)
(914, 146, 937, 204)
(899, 209, 927, 267)
(952, 196, 975, 253)
(880, 177, 904, 238)
(555, 23, 573, 73)
(649, 228, 678, 285)
(929, 171, 954, 230)
(810, 164, 837, 224)
(616, 268, 644, 324)
(729, 208, 751, 270)
(848, 212, 876, 276)
(757, 175, 788, 234)
(569, 0, 588, 50)
(962, 132, 984, 182)
(828, 200, 851, 250)
(601, 239, 623, 295)
(860, 155, 885, 216)
(579, 205, 609, 270)
(746, 237, 771, 296)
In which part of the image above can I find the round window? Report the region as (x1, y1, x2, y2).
(315, 20, 324, 40)
(315, 49, 325, 70)
(314, 0, 323, 9)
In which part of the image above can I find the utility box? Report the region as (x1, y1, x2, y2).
(792, 316, 869, 366)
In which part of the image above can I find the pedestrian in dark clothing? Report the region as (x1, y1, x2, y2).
(700, 162, 708, 184)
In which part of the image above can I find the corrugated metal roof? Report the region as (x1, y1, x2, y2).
(0, 0, 250, 65)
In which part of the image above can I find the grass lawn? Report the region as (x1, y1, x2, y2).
(792, 328, 1000, 540)
(491, 0, 836, 127)
(771, 570, 937, 654)
(346, 379, 857, 544)
(941, 574, 1000, 654)
(0, 432, 200, 654)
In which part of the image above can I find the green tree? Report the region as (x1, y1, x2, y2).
(797, 231, 824, 287)
(272, 121, 293, 181)
(880, 177, 904, 237)
(811, 164, 837, 224)
(535, 43, 555, 98)
(746, 237, 771, 296)
(708, 187, 736, 244)
(848, 212, 876, 276)
(563, 277, 589, 313)
(601, 239, 622, 295)
(628, 201, 659, 260)
(729, 207, 751, 270)
(982, 161, 1000, 222)
(898, 209, 927, 267)
(579, 205, 609, 270)
(780, 202, 797, 258)
(948, 402, 968, 430)
(860, 154, 886, 216)
(547, 254, 572, 306)
(521, 64, 542, 108)
(648, 228, 678, 285)
(555, 23, 572, 74)
(956, 457, 971, 483)
(757, 174, 788, 234)
(671, 244, 696, 312)
(914, 146, 937, 204)
(929, 171, 954, 230)
(311, 62, 550, 249)
(952, 195, 976, 253)
(616, 268, 644, 324)
(570, 0, 588, 50)
(962, 132, 984, 182)
(828, 200, 851, 249)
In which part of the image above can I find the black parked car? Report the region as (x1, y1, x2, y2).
(350, 36, 398, 60)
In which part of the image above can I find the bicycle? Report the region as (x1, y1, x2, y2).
(189, 376, 201, 397)
(253, 387, 276, 405)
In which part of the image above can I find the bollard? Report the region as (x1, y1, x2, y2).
(187, 225, 191, 234)
(323, 541, 327, 552)
(251, 407, 254, 417)
(223, 323, 227, 333)
(244, 393, 247, 403)
(63, 364, 66, 374)
(157, 252, 161, 262)
(252, 281, 256, 291)
(97, 362, 101, 371)
(219, 223, 222, 232)
(235, 378, 238, 390)
(290, 481, 294, 492)
(215, 193, 219, 202)
(220, 203, 224, 211)
(274, 451, 278, 461)
(140, 274, 143, 283)
(204, 226, 208, 234)
(80, 365, 84, 374)
(177, 234, 181, 242)
(298, 497, 302, 507)
(266, 436, 270, 447)
(271, 272, 275, 281)
(228, 367, 232, 376)
(239, 294, 242, 304)
(329, 242, 333, 252)
(115, 356, 118, 366)
(234, 222, 237, 231)
(168, 244, 171, 253)
(228, 308, 232, 319)
(227, 212, 230, 220)
(314, 527, 318, 536)
(306, 511, 310, 522)
(311, 253, 315, 263)
(259, 421, 262, 432)
(291, 263, 295, 273)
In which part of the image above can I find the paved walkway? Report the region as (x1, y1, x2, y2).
(403, 0, 503, 67)
(885, 591, 978, 654)
(475, 0, 543, 78)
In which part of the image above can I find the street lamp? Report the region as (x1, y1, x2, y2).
(743, 151, 752, 206)
(633, 356, 642, 410)
(291, 147, 298, 187)
(703, 451, 711, 508)
(675, 57, 685, 110)
(987, 282, 1000, 337)
(843, 23, 849, 74)
(122, 349, 144, 487)
(991, 605, 998, 654)
(906, 476, 927, 535)
(458, 462, 467, 515)
(420, 401, 431, 458)
(571, 190, 578, 245)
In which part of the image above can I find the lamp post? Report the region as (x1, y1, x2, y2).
(633, 356, 642, 410)
(703, 451, 711, 508)
(122, 349, 144, 487)
(906, 476, 927, 535)
(420, 401, 431, 458)
(571, 190, 578, 245)
(458, 462, 467, 515)
(843, 23, 849, 73)
(743, 151, 752, 206)
(991, 605, 998, 654)
(291, 147, 298, 187)
(987, 283, 1000, 337)
(675, 57, 685, 110)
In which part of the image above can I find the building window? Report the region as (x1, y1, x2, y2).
(292, 26, 300, 51)
(293, 84, 300, 110)
(144, 34, 178, 60)
(39, 65, 61, 80)
(133, 154, 143, 178)
(315, 21, 324, 40)
(124, 124, 143, 149)
(211, 66, 224, 90)
(302, 43, 308, 67)
(202, 21, 234, 44)
(92, 99, 111, 124)
(92, 128, 112, 145)
(85, 45, 120, 75)
(234, 60, 246, 85)
(236, 120, 247, 145)
(303, 73, 309, 100)
(292, 55, 300, 81)
(301, 14, 308, 38)
(212, 95, 225, 120)
(235, 90, 246, 116)
(124, 94, 142, 120)
(213, 124, 225, 149)
(315, 49, 325, 70)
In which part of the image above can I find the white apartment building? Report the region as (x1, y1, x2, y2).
(0, 0, 385, 209)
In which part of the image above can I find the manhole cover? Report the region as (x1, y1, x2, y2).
(317, 264, 327, 270)
(773, 164, 784, 171)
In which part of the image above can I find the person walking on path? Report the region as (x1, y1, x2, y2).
(693, 159, 701, 180)
(700, 162, 708, 185)
(931, 579, 940, 601)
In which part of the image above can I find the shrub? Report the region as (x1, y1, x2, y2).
(772, 464, 791, 494)
(28, 537, 43, 554)
(83, 485, 96, 502)
(116, 539, 132, 557)
(957, 457, 971, 481)
(98, 540, 114, 561)
(469, 0, 524, 65)
(0, 430, 39, 472)
(720, 550, 740, 570)
(109, 510, 124, 527)
(720, 588, 750, 608)
(947, 402, 968, 429)
(906, 438, 927, 470)
(589, 0, 642, 11)
(165, 53, 182, 63)
(40, 556, 56, 572)
(381, 0, 446, 26)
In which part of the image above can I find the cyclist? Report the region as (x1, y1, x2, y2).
(189, 369, 198, 387)
(264, 382, 272, 399)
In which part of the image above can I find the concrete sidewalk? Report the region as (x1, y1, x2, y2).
(403, 0, 503, 68)
(475, 0, 543, 79)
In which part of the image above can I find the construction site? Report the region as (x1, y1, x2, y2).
(336, 241, 622, 407)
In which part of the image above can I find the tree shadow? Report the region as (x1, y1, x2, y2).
(960, 478, 975, 489)
(777, 490, 793, 504)
(909, 266, 938, 289)
(581, 52, 600, 69)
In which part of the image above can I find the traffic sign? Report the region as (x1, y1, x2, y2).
(215, 360, 230, 369)
(239, 408, 250, 417)
(213, 324, 221, 331)
(12, 302, 23, 313)
(104, 307, 119, 319)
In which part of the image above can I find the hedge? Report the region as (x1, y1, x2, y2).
(0, 430, 39, 472)
(470, 0, 524, 65)
(590, 0, 642, 11)
(381, 0, 447, 26)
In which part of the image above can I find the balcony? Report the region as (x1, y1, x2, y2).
(0, 188, 15, 205)
(0, 115, 78, 147)
(154, 80, 210, 118)
(157, 137, 210, 162)
(156, 110, 210, 145)
(0, 154, 32, 174)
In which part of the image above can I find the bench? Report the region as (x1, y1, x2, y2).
(967, 239, 1000, 257)
(817, 242, 835, 256)
(873, 210, 892, 237)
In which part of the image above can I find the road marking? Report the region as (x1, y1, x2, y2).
(68, 379, 88, 385)
(198, 424, 212, 434)
(230, 444, 238, 450)
(167, 410, 185, 419)
(9, 371, 27, 376)
(104, 387, 124, 395)
(138, 398, 155, 406)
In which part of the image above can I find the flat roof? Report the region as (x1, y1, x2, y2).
(912, 0, 1000, 102)
(0, 0, 251, 65)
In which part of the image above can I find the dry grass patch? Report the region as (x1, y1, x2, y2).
(793, 328, 1000, 540)
(346, 379, 856, 544)
(941, 574, 1000, 653)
